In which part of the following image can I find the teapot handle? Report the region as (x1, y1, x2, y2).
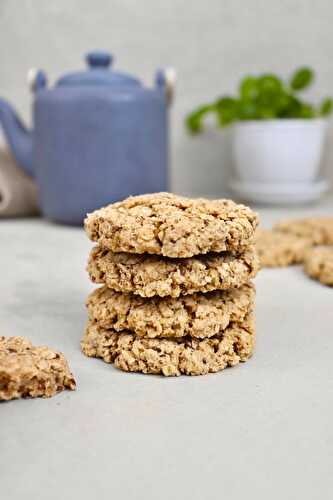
(155, 68, 176, 106)
(27, 69, 48, 93)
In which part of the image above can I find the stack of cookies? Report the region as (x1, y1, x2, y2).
(81, 193, 259, 376)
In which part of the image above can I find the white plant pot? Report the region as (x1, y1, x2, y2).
(231, 119, 327, 183)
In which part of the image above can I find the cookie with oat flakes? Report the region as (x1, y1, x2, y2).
(84, 192, 258, 258)
(87, 245, 259, 298)
(81, 312, 255, 377)
(274, 217, 333, 246)
(86, 282, 255, 339)
(303, 246, 333, 286)
(255, 228, 311, 267)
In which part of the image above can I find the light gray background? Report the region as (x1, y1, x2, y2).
(1, 0, 333, 196)
(1, 199, 333, 500)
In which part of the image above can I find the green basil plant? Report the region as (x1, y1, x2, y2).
(186, 67, 332, 134)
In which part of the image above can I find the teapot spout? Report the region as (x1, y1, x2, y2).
(0, 98, 33, 176)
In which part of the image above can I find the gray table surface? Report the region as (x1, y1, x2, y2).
(1, 198, 333, 500)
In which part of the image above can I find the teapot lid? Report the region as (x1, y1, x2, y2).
(56, 51, 141, 88)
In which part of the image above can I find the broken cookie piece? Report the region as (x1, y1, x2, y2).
(0, 336, 76, 401)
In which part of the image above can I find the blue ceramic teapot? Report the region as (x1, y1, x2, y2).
(0, 51, 175, 224)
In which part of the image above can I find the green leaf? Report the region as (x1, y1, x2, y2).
(185, 66, 326, 133)
(277, 94, 302, 118)
(298, 103, 316, 119)
(238, 99, 259, 120)
(257, 107, 276, 119)
(215, 97, 238, 126)
(258, 74, 283, 94)
(239, 77, 259, 100)
(216, 96, 237, 110)
(185, 104, 215, 134)
(274, 94, 292, 117)
(290, 67, 314, 90)
(319, 97, 333, 116)
(254, 75, 284, 116)
(256, 90, 279, 109)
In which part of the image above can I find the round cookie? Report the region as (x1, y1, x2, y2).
(255, 228, 311, 267)
(274, 217, 333, 245)
(87, 246, 259, 298)
(0, 336, 76, 401)
(303, 247, 333, 286)
(84, 192, 259, 258)
(81, 313, 255, 377)
(87, 282, 255, 339)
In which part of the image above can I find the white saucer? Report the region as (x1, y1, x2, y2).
(229, 178, 330, 205)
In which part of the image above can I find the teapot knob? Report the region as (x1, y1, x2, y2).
(86, 51, 113, 69)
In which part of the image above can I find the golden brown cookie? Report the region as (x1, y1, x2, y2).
(87, 246, 259, 298)
(255, 228, 311, 267)
(274, 217, 333, 245)
(84, 192, 259, 258)
(303, 246, 333, 286)
(0, 336, 76, 401)
(87, 282, 255, 339)
(81, 312, 255, 377)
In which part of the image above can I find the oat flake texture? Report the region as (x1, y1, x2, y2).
(274, 217, 333, 246)
(255, 228, 311, 267)
(81, 312, 255, 377)
(87, 245, 259, 298)
(87, 282, 255, 339)
(0, 336, 76, 401)
(84, 192, 259, 258)
(303, 246, 333, 286)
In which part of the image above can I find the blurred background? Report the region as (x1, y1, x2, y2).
(1, 0, 333, 200)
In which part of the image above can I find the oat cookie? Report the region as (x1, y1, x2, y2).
(255, 228, 311, 267)
(87, 246, 259, 298)
(84, 192, 258, 258)
(0, 336, 76, 401)
(81, 313, 255, 376)
(274, 217, 333, 246)
(87, 282, 255, 339)
(303, 247, 333, 286)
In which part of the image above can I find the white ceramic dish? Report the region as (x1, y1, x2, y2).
(229, 178, 329, 205)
